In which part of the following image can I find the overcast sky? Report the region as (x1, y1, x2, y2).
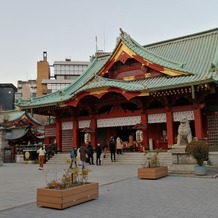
(0, 0, 218, 86)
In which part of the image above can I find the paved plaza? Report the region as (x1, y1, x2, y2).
(1, 162, 218, 218)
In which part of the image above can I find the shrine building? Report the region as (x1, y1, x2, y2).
(17, 28, 218, 152)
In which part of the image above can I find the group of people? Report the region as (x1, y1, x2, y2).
(36, 136, 124, 170)
(69, 142, 105, 169)
(69, 136, 124, 168)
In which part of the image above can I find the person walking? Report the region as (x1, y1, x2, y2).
(79, 143, 87, 169)
(69, 147, 77, 168)
(109, 136, 116, 162)
(116, 137, 123, 155)
(87, 142, 94, 165)
(95, 143, 102, 165)
(101, 139, 108, 158)
(37, 145, 46, 170)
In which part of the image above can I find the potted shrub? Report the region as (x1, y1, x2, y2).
(185, 139, 209, 175)
(36, 158, 99, 209)
(137, 149, 168, 179)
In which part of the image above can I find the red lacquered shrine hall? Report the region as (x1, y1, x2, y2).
(17, 28, 218, 152)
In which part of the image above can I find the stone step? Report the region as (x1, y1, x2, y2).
(47, 151, 173, 166)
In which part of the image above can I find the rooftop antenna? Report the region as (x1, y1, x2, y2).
(95, 36, 98, 52)
(103, 26, 105, 51)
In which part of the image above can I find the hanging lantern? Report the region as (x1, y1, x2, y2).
(81, 127, 94, 145)
(80, 127, 94, 133)
(132, 123, 146, 143)
(132, 123, 147, 130)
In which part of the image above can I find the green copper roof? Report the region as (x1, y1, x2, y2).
(145, 28, 218, 74)
(118, 29, 191, 74)
(17, 28, 218, 109)
(75, 76, 145, 94)
(0, 110, 42, 125)
(17, 56, 110, 107)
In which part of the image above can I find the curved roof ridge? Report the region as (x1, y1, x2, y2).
(0, 110, 42, 125)
(65, 56, 110, 97)
(18, 56, 109, 105)
(75, 78, 145, 94)
(62, 57, 101, 93)
(93, 75, 137, 83)
(118, 29, 186, 69)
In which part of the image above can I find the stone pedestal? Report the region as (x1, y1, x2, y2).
(168, 164, 194, 174)
(169, 145, 195, 174)
(171, 145, 195, 164)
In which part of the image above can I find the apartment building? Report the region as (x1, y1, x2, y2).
(38, 52, 90, 95)
(0, 83, 17, 111)
(15, 52, 90, 99)
(16, 80, 37, 100)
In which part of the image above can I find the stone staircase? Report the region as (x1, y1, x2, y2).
(46, 151, 173, 167)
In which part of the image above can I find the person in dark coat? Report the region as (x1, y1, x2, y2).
(95, 143, 102, 165)
(87, 142, 94, 165)
(79, 143, 87, 169)
(109, 136, 116, 162)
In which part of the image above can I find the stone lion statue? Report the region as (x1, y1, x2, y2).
(176, 117, 192, 146)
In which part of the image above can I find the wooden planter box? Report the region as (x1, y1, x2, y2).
(37, 182, 99, 209)
(138, 166, 168, 180)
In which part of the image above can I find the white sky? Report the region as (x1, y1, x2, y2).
(0, 0, 218, 86)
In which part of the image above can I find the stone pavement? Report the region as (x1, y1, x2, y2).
(0, 162, 218, 218)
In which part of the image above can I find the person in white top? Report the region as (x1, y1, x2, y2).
(116, 137, 123, 155)
(37, 145, 46, 170)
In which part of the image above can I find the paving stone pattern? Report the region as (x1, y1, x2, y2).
(1, 162, 218, 218)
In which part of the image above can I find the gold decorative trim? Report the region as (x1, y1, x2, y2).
(162, 68, 188, 76)
(145, 73, 151, 78)
(123, 76, 135, 81)
(112, 42, 135, 62)
(58, 103, 67, 108)
(138, 92, 150, 96)
(89, 88, 108, 96)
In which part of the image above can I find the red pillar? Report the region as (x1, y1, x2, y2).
(90, 117, 97, 146)
(55, 120, 62, 152)
(72, 120, 79, 147)
(194, 108, 203, 138)
(141, 114, 148, 150)
(166, 111, 174, 147)
(44, 126, 50, 144)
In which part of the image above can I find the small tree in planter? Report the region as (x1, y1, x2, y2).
(37, 158, 98, 209)
(138, 149, 168, 180)
(185, 139, 209, 175)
